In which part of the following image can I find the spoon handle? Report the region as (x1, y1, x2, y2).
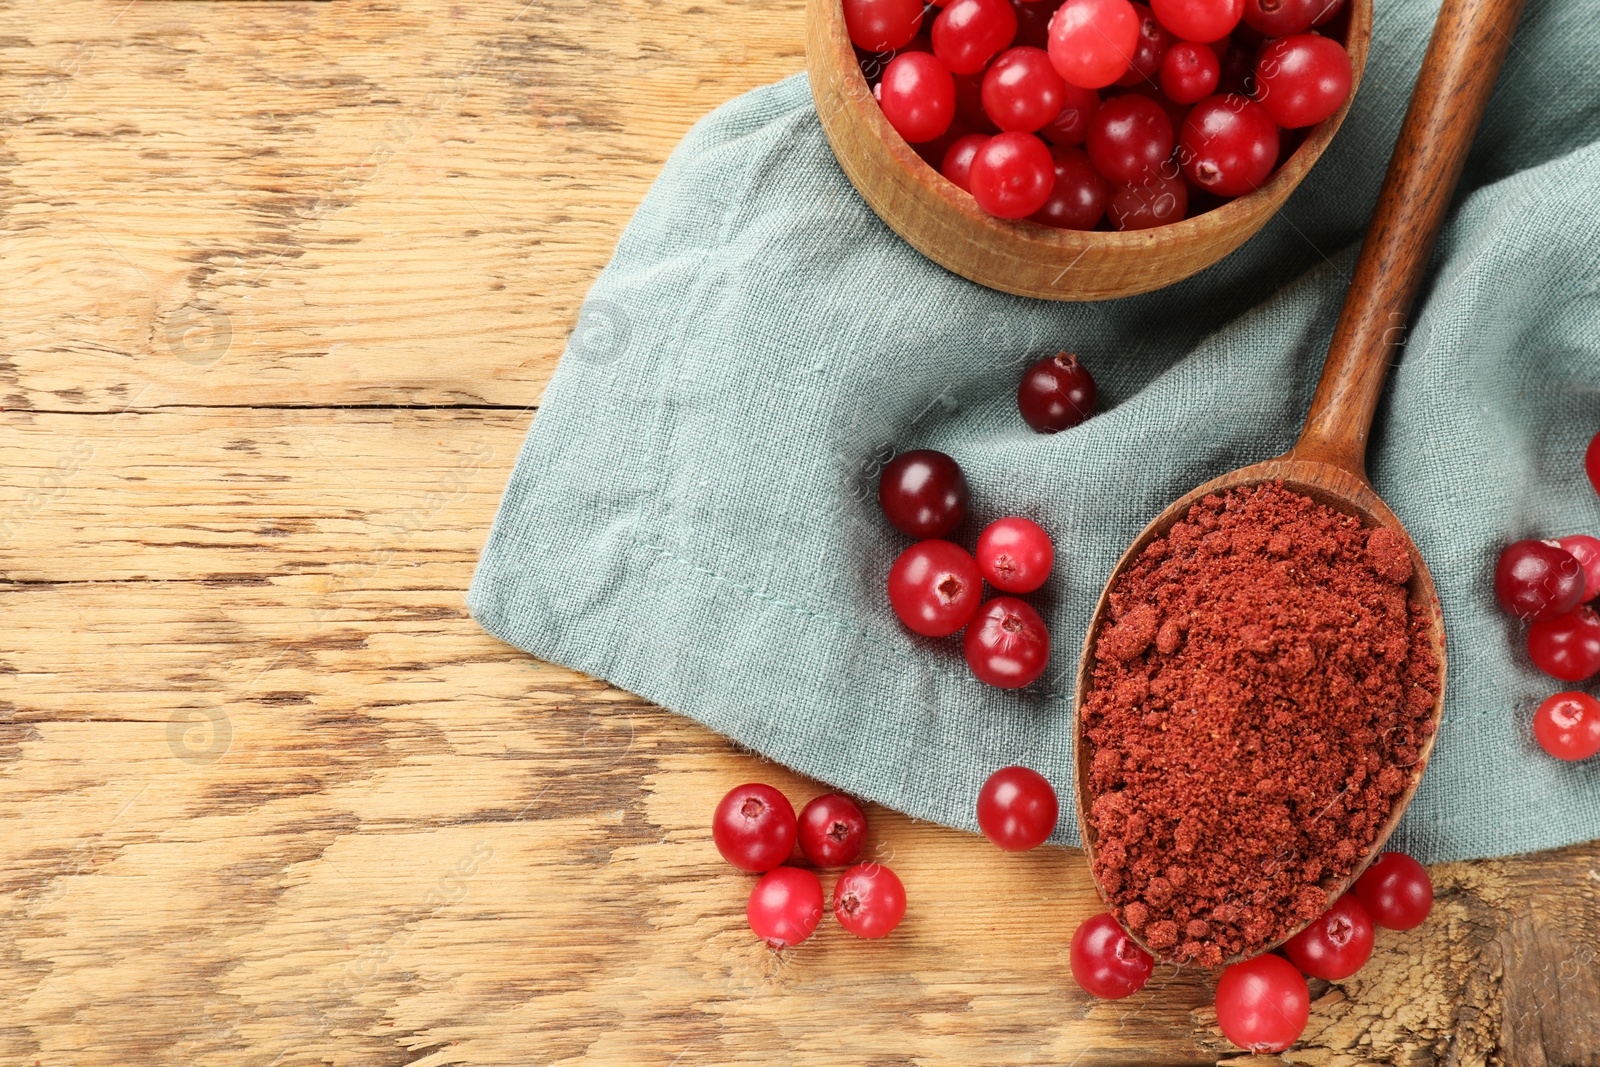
(1292, 0, 1527, 477)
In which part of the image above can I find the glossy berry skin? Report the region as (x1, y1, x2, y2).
(976, 765, 1059, 849)
(1114, 3, 1172, 87)
(1108, 170, 1188, 229)
(933, 0, 1019, 75)
(1353, 852, 1433, 931)
(844, 0, 926, 51)
(1069, 913, 1153, 998)
(942, 132, 992, 191)
(1028, 146, 1109, 229)
(977, 517, 1055, 593)
(833, 862, 908, 938)
(1086, 93, 1173, 184)
(1494, 539, 1584, 622)
(1557, 535, 1600, 601)
(1533, 691, 1600, 762)
(1214, 954, 1309, 1053)
(888, 540, 983, 637)
(970, 132, 1058, 218)
(798, 793, 870, 866)
(878, 52, 957, 143)
(1529, 606, 1600, 683)
(1179, 94, 1279, 197)
(1018, 351, 1097, 432)
(878, 449, 969, 538)
(983, 47, 1068, 132)
(1150, 0, 1244, 42)
(1159, 40, 1220, 104)
(1255, 34, 1352, 128)
(1048, 0, 1139, 89)
(1241, 0, 1326, 36)
(1283, 893, 1375, 980)
(713, 784, 798, 872)
(1588, 430, 1600, 497)
(747, 867, 825, 949)
(965, 597, 1052, 687)
(1038, 83, 1102, 145)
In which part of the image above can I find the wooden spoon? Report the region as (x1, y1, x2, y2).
(1071, 0, 1528, 965)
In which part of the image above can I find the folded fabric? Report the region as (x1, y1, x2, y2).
(469, 0, 1600, 862)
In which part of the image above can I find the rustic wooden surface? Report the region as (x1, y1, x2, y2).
(1, 2, 1596, 1065)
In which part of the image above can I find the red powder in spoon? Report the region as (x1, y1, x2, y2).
(1081, 482, 1440, 966)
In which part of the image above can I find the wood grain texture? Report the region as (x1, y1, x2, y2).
(1, 1, 1596, 1064)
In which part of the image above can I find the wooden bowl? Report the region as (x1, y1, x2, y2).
(805, 0, 1372, 301)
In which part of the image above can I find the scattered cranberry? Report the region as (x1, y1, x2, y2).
(1533, 691, 1600, 762)
(976, 765, 1059, 848)
(970, 131, 1058, 217)
(976, 517, 1055, 593)
(941, 132, 992, 191)
(747, 866, 825, 949)
(844, 0, 926, 51)
(1495, 539, 1585, 622)
(1069, 913, 1153, 998)
(965, 597, 1051, 687)
(1113, 3, 1173, 87)
(1108, 170, 1188, 229)
(1048, 0, 1139, 89)
(1352, 851, 1433, 931)
(1028, 145, 1109, 229)
(713, 783, 799, 873)
(1214, 954, 1309, 1053)
(1529, 605, 1600, 682)
(1588, 430, 1600, 497)
(1179, 94, 1279, 197)
(833, 862, 908, 937)
(1039, 83, 1102, 145)
(1150, 0, 1243, 42)
(1283, 893, 1374, 980)
(798, 793, 870, 867)
(878, 52, 957, 143)
(1241, 0, 1325, 36)
(933, 0, 1019, 75)
(983, 46, 1068, 132)
(1159, 40, 1220, 104)
(889, 540, 984, 637)
(1557, 535, 1600, 601)
(878, 449, 969, 538)
(1017, 351, 1097, 432)
(1086, 93, 1173, 184)
(1254, 34, 1351, 128)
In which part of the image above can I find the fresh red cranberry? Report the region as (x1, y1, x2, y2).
(1558, 535, 1600, 601)
(969, 131, 1057, 217)
(1113, 3, 1172, 87)
(1108, 169, 1188, 229)
(1038, 82, 1102, 145)
(878, 51, 957, 143)
(1069, 913, 1153, 998)
(1012, 0, 1065, 49)
(1241, 0, 1325, 35)
(833, 862, 908, 937)
(1494, 539, 1585, 622)
(941, 132, 992, 191)
(1213, 38, 1256, 95)
(965, 597, 1051, 688)
(976, 517, 1055, 593)
(933, 0, 1018, 75)
(713, 783, 798, 872)
(747, 866, 825, 948)
(1028, 145, 1109, 228)
(1214, 954, 1308, 1053)
(844, 0, 926, 51)
(798, 793, 869, 866)
(889, 540, 983, 636)
(1352, 851, 1433, 930)
(1254, 34, 1351, 128)
(1159, 40, 1220, 104)
(1529, 605, 1600, 682)
(1048, 0, 1139, 89)
(1086, 93, 1173, 184)
(1533, 691, 1600, 762)
(976, 765, 1059, 848)
(1588, 430, 1600, 497)
(1017, 351, 1096, 432)
(1150, 0, 1243, 41)
(1283, 893, 1374, 980)
(878, 449, 970, 538)
(983, 46, 1067, 132)
(1179, 94, 1278, 197)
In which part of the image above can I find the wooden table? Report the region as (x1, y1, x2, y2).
(4, 2, 1596, 1063)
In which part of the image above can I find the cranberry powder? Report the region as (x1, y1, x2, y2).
(1082, 484, 1440, 965)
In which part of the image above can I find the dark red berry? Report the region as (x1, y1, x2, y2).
(713, 783, 798, 872)
(1108, 169, 1188, 229)
(797, 793, 870, 867)
(1352, 852, 1433, 931)
(1533, 691, 1600, 762)
(1179, 94, 1278, 197)
(747, 866, 825, 948)
(1556, 535, 1600, 601)
(1113, 3, 1172, 87)
(1159, 40, 1220, 105)
(1069, 913, 1153, 998)
(878, 449, 969, 538)
(1017, 351, 1096, 432)
(1028, 145, 1109, 229)
(1283, 893, 1375, 980)
(1494, 539, 1585, 622)
(833, 862, 908, 937)
(1086, 92, 1173, 184)
(941, 132, 992, 191)
(976, 765, 1059, 848)
(1241, 0, 1326, 36)
(1528, 605, 1600, 683)
(1038, 82, 1102, 145)
(1012, 0, 1065, 49)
